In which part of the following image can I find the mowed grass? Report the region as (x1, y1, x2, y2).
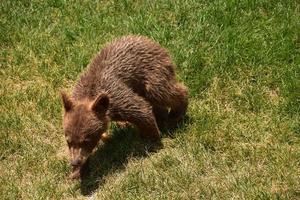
(1, 0, 299, 199)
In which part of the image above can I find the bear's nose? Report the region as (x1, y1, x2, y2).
(71, 158, 82, 166)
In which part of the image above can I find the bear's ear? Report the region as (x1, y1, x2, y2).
(91, 93, 109, 117)
(60, 91, 74, 112)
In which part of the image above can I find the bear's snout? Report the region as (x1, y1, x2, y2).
(70, 158, 82, 167)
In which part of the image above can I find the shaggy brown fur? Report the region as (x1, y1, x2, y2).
(61, 35, 188, 179)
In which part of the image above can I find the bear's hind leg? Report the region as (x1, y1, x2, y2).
(145, 81, 188, 124)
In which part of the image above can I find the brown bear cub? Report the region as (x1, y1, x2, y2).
(61, 35, 188, 179)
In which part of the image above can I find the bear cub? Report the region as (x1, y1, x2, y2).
(61, 35, 188, 179)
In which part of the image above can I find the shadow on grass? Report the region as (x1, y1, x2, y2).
(79, 115, 191, 196)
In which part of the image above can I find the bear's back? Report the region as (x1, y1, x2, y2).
(74, 36, 175, 100)
(92, 35, 172, 77)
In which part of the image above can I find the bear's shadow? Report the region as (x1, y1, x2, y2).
(79, 116, 191, 196)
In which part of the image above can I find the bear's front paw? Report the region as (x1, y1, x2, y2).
(100, 132, 112, 143)
(68, 167, 81, 180)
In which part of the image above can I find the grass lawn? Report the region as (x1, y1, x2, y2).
(1, 0, 299, 199)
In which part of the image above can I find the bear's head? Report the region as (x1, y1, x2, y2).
(60, 91, 110, 179)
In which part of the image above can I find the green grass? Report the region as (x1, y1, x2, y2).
(1, 0, 299, 199)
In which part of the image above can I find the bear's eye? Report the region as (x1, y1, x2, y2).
(83, 138, 91, 144)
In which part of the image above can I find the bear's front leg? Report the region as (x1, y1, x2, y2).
(108, 84, 161, 141)
(134, 114, 160, 141)
(120, 99, 160, 141)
